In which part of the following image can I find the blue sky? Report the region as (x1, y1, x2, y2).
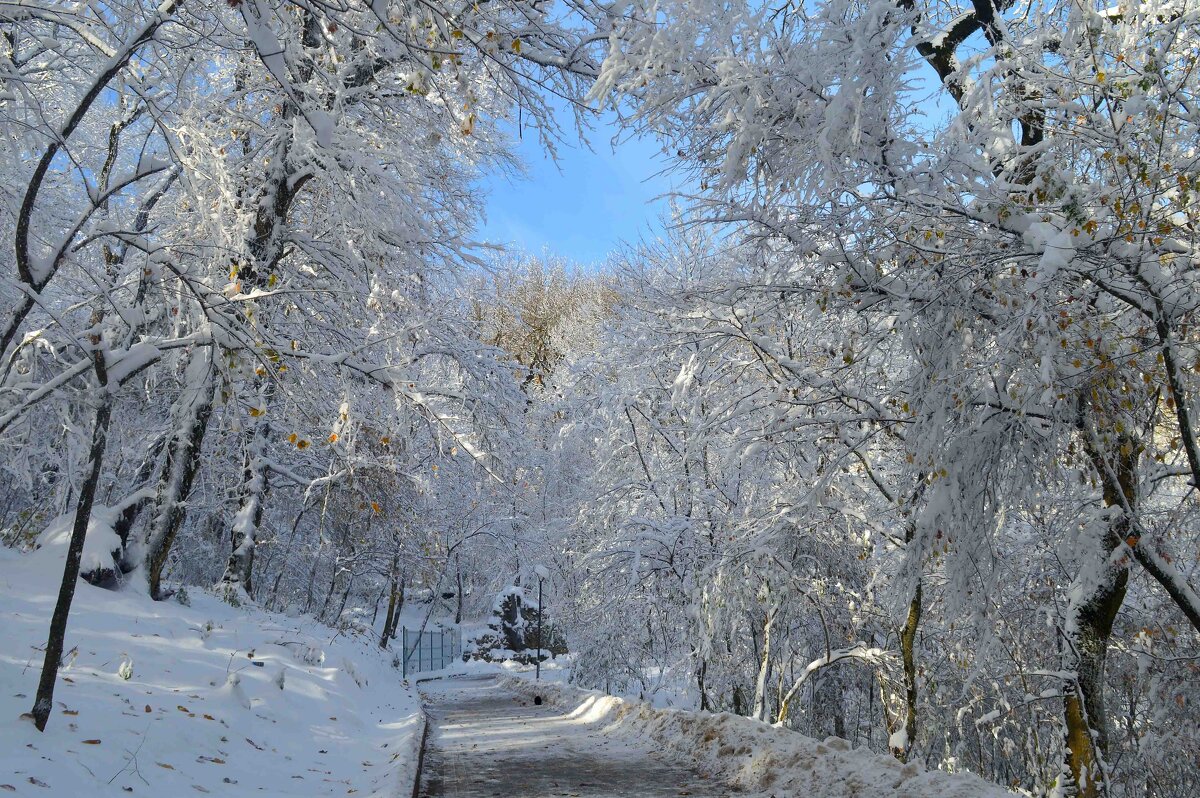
(472, 62, 955, 269)
(476, 104, 675, 268)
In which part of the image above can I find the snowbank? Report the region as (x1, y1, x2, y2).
(0, 546, 423, 796)
(35, 503, 124, 579)
(503, 676, 1017, 798)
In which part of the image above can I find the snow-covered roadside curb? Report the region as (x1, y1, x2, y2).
(384, 694, 432, 798)
(402, 702, 432, 798)
(502, 676, 1017, 798)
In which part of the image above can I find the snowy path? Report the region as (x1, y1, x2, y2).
(416, 675, 732, 798)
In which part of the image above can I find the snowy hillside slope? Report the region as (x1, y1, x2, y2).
(504, 675, 1018, 798)
(0, 546, 423, 797)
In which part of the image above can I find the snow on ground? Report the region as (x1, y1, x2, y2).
(0, 545, 422, 797)
(503, 675, 1018, 798)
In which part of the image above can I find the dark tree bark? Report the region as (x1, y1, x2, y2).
(31, 364, 112, 730)
(455, 553, 464, 625)
(697, 657, 710, 712)
(386, 573, 406, 642)
(380, 553, 401, 649)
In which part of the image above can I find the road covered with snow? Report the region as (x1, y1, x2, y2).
(417, 675, 732, 797)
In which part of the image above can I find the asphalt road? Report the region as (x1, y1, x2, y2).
(416, 675, 731, 798)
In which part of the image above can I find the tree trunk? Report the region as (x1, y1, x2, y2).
(219, 412, 270, 598)
(386, 573, 407, 641)
(143, 349, 215, 598)
(334, 573, 354, 624)
(1062, 562, 1128, 798)
(895, 581, 922, 761)
(381, 563, 399, 649)
(31, 373, 112, 730)
(454, 553, 464, 624)
(751, 603, 776, 722)
(381, 554, 403, 648)
(1062, 401, 1138, 798)
(371, 584, 386, 626)
(319, 559, 340, 622)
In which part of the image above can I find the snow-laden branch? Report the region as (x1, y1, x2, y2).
(13, 0, 177, 288)
(777, 644, 891, 720)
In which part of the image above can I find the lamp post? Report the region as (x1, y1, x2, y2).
(534, 565, 548, 682)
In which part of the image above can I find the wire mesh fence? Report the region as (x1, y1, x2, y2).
(400, 626, 463, 678)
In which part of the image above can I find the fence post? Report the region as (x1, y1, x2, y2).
(402, 627, 408, 679)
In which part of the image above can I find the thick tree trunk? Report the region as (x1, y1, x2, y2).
(219, 414, 270, 597)
(1062, 561, 1128, 798)
(143, 350, 215, 598)
(895, 580, 922, 762)
(887, 499, 925, 762)
(31, 375, 112, 730)
(1061, 402, 1138, 797)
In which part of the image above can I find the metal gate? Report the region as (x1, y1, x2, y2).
(400, 626, 463, 678)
